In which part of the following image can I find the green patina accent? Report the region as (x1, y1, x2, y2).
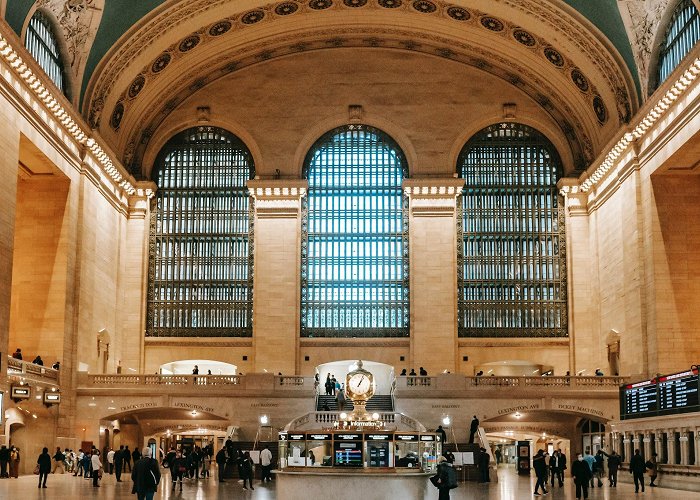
(4, 1, 33, 39)
(564, 0, 641, 96)
(5, 0, 642, 103)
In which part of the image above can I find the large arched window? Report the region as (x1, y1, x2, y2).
(457, 123, 567, 337)
(301, 124, 409, 337)
(25, 11, 66, 95)
(658, 0, 700, 85)
(147, 127, 254, 337)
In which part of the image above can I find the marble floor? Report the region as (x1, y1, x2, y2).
(0, 468, 698, 499)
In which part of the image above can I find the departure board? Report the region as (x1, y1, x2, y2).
(658, 368, 699, 415)
(620, 379, 658, 420)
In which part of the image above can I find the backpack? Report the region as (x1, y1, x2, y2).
(445, 465, 458, 489)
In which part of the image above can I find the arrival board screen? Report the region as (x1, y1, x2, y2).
(658, 369, 699, 415)
(620, 379, 658, 420)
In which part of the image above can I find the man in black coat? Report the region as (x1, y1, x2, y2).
(114, 446, 124, 482)
(123, 445, 132, 472)
(549, 449, 566, 487)
(469, 416, 479, 444)
(571, 454, 592, 500)
(215, 448, 227, 482)
(604, 450, 621, 487)
(478, 447, 490, 483)
(532, 449, 548, 495)
(629, 449, 647, 493)
(131, 447, 161, 500)
(0, 445, 9, 478)
(37, 447, 51, 488)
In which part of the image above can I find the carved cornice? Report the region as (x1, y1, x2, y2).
(248, 179, 308, 218)
(144, 337, 254, 347)
(403, 177, 464, 216)
(300, 337, 410, 348)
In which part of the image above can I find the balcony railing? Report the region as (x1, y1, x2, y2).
(284, 411, 426, 432)
(7, 355, 59, 385)
(396, 374, 625, 391)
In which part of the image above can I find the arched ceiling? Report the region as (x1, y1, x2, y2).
(4, 0, 641, 176)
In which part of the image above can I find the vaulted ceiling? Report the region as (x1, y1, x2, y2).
(4, 0, 647, 177)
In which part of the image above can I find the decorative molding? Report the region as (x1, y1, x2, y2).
(403, 177, 464, 216)
(300, 338, 410, 347)
(144, 338, 253, 347)
(249, 179, 308, 218)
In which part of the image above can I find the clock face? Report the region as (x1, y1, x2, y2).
(348, 373, 372, 396)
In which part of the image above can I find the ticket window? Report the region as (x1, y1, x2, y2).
(365, 433, 393, 467)
(285, 433, 308, 466)
(395, 434, 420, 468)
(306, 433, 332, 467)
(420, 434, 439, 473)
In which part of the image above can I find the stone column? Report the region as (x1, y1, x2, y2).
(558, 182, 595, 374)
(248, 180, 307, 374)
(643, 432, 652, 461)
(121, 182, 155, 372)
(667, 429, 676, 464)
(655, 433, 663, 461)
(623, 433, 632, 461)
(403, 178, 464, 374)
(680, 430, 689, 465)
(695, 430, 700, 466)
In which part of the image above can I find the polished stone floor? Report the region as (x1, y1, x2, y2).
(0, 467, 698, 499)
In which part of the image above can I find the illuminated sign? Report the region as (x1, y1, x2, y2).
(10, 386, 30, 400)
(43, 392, 61, 404)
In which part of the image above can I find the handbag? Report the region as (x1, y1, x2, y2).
(33, 464, 40, 475)
(178, 465, 187, 473)
(98, 467, 103, 479)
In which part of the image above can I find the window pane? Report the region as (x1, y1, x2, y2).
(146, 126, 254, 337)
(457, 123, 567, 337)
(301, 124, 409, 338)
(25, 11, 65, 94)
(658, 0, 700, 84)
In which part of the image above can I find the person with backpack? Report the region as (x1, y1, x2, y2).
(131, 447, 161, 500)
(433, 455, 458, 499)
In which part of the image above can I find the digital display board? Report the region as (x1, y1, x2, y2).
(658, 368, 699, 415)
(620, 367, 700, 420)
(621, 378, 658, 419)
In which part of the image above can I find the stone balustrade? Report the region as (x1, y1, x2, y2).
(284, 411, 425, 432)
(7, 355, 59, 385)
(396, 374, 625, 392)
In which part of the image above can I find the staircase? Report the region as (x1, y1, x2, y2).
(316, 394, 394, 412)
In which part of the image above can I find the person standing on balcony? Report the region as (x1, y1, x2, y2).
(12, 348, 22, 360)
(595, 368, 604, 376)
(419, 367, 428, 376)
(469, 416, 480, 444)
(52, 361, 60, 370)
(33, 355, 43, 366)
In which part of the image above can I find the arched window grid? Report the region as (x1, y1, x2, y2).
(146, 126, 254, 337)
(301, 124, 409, 338)
(457, 122, 567, 338)
(658, 0, 700, 85)
(25, 11, 66, 94)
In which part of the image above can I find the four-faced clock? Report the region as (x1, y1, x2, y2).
(345, 360, 375, 402)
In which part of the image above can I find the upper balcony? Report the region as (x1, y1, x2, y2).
(7, 356, 60, 387)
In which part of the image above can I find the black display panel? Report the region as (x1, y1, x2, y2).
(620, 378, 658, 420)
(658, 368, 699, 415)
(333, 441, 363, 466)
(368, 443, 389, 467)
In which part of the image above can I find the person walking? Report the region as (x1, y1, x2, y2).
(106, 448, 114, 474)
(51, 446, 66, 474)
(215, 447, 227, 483)
(114, 446, 124, 482)
(123, 445, 132, 472)
(532, 449, 548, 496)
(36, 447, 51, 488)
(0, 445, 9, 478)
(91, 450, 102, 487)
(240, 451, 254, 491)
(469, 415, 479, 444)
(260, 445, 273, 483)
(630, 448, 647, 493)
(604, 450, 621, 487)
(648, 452, 658, 487)
(336, 386, 346, 411)
(434, 455, 456, 499)
(9, 446, 20, 478)
(73, 449, 84, 477)
(131, 447, 161, 500)
(582, 447, 595, 487)
(171, 450, 187, 491)
(572, 453, 592, 500)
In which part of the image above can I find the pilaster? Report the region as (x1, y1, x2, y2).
(249, 180, 307, 374)
(403, 178, 464, 374)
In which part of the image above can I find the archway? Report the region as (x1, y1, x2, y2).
(315, 360, 394, 395)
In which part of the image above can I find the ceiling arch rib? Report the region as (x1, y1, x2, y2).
(83, 0, 638, 177)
